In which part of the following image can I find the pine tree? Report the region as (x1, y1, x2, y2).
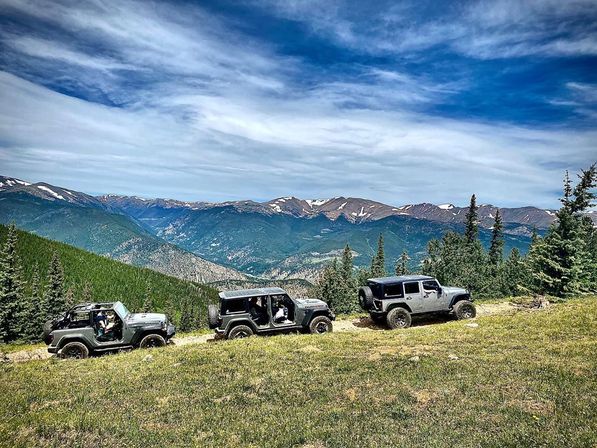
(0, 224, 26, 342)
(499, 247, 528, 297)
(489, 209, 504, 265)
(336, 245, 358, 313)
(142, 283, 154, 312)
(44, 251, 66, 319)
(81, 281, 93, 303)
(64, 287, 76, 309)
(370, 234, 386, 277)
(464, 194, 478, 244)
(313, 259, 343, 311)
(21, 266, 45, 341)
(395, 250, 410, 275)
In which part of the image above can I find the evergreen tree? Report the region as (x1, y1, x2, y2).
(142, 283, 154, 312)
(370, 234, 386, 277)
(527, 164, 597, 296)
(179, 297, 192, 332)
(499, 247, 528, 297)
(44, 251, 66, 318)
(0, 224, 26, 342)
(464, 194, 478, 244)
(489, 209, 504, 265)
(313, 259, 343, 311)
(64, 287, 76, 309)
(395, 250, 411, 275)
(21, 266, 45, 341)
(81, 281, 93, 303)
(336, 245, 358, 313)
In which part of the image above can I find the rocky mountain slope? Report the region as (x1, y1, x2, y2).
(0, 176, 247, 283)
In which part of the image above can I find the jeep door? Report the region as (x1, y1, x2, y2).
(402, 281, 424, 312)
(421, 280, 448, 311)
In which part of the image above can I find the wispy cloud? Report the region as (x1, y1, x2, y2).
(0, 0, 595, 208)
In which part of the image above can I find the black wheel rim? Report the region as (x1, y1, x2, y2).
(393, 315, 407, 327)
(235, 330, 249, 339)
(315, 322, 329, 333)
(462, 307, 474, 319)
(65, 347, 83, 358)
(146, 338, 159, 347)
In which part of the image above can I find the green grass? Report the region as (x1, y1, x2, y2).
(1, 297, 596, 448)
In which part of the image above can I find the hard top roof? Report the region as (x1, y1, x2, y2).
(368, 275, 434, 285)
(71, 301, 122, 311)
(219, 287, 287, 300)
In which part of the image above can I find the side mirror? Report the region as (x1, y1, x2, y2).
(438, 287, 442, 295)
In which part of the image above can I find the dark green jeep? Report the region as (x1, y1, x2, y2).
(43, 301, 176, 359)
(208, 287, 335, 339)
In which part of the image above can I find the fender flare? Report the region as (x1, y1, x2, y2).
(386, 303, 412, 313)
(224, 318, 258, 334)
(450, 294, 472, 308)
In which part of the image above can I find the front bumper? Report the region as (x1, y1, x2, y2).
(166, 323, 176, 339)
(47, 346, 58, 354)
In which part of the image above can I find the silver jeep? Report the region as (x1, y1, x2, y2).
(358, 275, 476, 329)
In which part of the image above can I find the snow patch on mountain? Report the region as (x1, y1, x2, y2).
(438, 204, 454, 210)
(306, 199, 331, 207)
(338, 201, 348, 210)
(269, 203, 282, 212)
(37, 185, 65, 200)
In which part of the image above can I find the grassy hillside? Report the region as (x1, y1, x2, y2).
(0, 225, 219, 319)
(1, 297, 595, 447)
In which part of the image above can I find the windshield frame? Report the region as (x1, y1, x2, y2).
(114, 302, 130, 319)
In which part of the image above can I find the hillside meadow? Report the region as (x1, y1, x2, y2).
(1, 296, 595, 447)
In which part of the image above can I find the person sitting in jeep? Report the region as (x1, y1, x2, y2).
(249, 297, 267, 325)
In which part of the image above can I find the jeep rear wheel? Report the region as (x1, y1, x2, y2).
(453, 300, 476, 320)
(386, 307, 412, 329)
(60, 342, 89, 359)
(309, 316, 333, 334)
(227, 325, 254, 340)
(139, 333, 167, 349)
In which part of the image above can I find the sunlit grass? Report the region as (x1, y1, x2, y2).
(1, 297, 596, 447)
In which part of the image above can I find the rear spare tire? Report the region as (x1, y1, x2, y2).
(453, 300, 476, 320)
(60, 341, 89, 359)
(358, 286, 374, 310)
(309, 316, 333, 334)
(139, 333, 167, 349)
(207, 304, 220, 329)
(227, 325, 254, 340)
(386, 307, 412, 329)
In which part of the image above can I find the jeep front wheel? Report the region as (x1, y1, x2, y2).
(227, 325, 254, 340)
(386, 307, 412, 329)
(139, 333, 167, 349)
(453, 300, 476, 320)
(309, 316, 333, 334)
(60, 341, 89, 359)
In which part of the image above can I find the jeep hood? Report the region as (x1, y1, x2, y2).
(443, 286, 468, 295)
(127, 312, 167, 325)
(295, 298, 329, 309)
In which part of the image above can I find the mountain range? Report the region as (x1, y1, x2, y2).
(3, 174, 588, 282)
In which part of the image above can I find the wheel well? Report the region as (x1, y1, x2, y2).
(133, 330, 167, 346)
(225, 320, 256, 335)
(450, 295, 471, 308)
(58, 337, 90, 350)
(309, 310, 331, 321)
(387, 303, 412, 313)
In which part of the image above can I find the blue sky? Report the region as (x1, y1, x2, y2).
(0, 0, 596, 208)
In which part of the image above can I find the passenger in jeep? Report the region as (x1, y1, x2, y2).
(249, 297, 267, 325)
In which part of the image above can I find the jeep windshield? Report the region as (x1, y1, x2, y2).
(114, 302, 130, 319)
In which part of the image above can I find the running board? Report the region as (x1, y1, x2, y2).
(93, 345, 133, 353)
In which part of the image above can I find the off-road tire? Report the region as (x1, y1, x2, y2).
(309, 316, 333, 334)
(227, 325, 254, 340)
(358, 286, 374, 310)
(207, 304, 219, 329)
(139, 333, 167, 349)
(453, 300, 476, 320)
(386, 307, 412, 329)
(59, 341, 89, 359)
(370, 314, 385, 325)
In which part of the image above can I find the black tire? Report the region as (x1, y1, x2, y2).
(207, 304, 220, 329)
(386, 307, 412, 329)
(139, 333, 167, 349)
(370, 314, 385, 325)
(59, 341, 89, 359)
(358, 286, 374, 310)
(453, 300, 476, 320)
(227, 325, 254, 340)
(309, 316, 333, 334)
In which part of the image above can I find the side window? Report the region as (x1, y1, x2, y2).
(383, 284, 403, 298)
(223, 298, 246, 314)
(422, 280, 440, 292)
(404, 282, 420, 295)
(69, 311, 91, 328)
